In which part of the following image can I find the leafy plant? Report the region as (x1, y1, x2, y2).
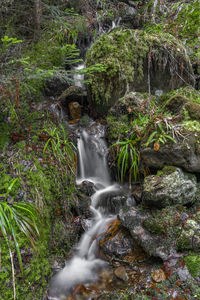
(145, 120, 176, 150)
(43, 121, 76, 175)
(0, 177, 40, 299)
(0, 35, 22, 56)
(111, 135, 140, 187)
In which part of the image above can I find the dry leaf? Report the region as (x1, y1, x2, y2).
(154, 141, 160, 151)
(151, 269, 166, 283)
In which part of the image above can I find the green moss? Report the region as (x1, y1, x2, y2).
(0, 228, 52, 300)
(86, 29, 192, 114)
(143, 217, 165, 235)
(184, 254, 200, 277)
(163, 86, 200, 105)
(183, 120, 200, 132)
(106, 115, 129, 141)
(0, 120, 12, 152)
(142, 0, 200, 62)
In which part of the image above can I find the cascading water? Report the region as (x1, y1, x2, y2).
(49, 123, 120, 300)
(73, 63, 85, 88)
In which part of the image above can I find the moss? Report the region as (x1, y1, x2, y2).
(184, 254, 200, 277)
(106, 114, 129, 141)
(86, 29, 193, 115)
(143, 217, 165, 235)
(142, 1, 200, 62)
(0, 227, 52, 300)
(163, 86, 200, 105)
(0, 120, 12, 152)
(183, 120, 200, 132)
(161, 165, 178, 175)
(185, 102, 200, 121)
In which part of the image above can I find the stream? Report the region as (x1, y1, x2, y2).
(49, 123, 121, 299)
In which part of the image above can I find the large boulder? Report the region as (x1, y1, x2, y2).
(142, 166, 197, 208)
(86, 29, 194, 115)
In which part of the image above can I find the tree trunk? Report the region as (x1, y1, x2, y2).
(34, 0, 41, 39)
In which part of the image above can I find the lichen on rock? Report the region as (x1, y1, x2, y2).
(142, 166, 197, 208)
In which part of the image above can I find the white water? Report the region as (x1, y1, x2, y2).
(49, 126, 120, 299)
(74, 63, 85, 88)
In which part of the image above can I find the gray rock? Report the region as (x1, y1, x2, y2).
(142, 167, 197, 208)
(119, 205, 200, 260)
(101, 229, 134, 258)
(119, 206, 172, 260)
(141, 135, 200, 172)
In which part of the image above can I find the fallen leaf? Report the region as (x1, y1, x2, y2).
(151, 269, 166, 283)
(154, 141, 160, 151)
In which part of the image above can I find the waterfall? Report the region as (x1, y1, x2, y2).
(73, 63, 85, 88)
(49, 124, 120, 299)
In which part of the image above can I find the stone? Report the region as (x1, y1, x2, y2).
(114, 266, 128, 281)
(118, 205, 200, 260)
(69, 101, 81, 120)
(141, 132, 200, 172)
(100, 229, 134, 258)
(142, 167, 197, 208)
(165, 94, 200, 121)
(119, 206, 171, 260)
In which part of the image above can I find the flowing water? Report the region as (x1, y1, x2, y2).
(49, 123, 120, 299)
(73, 64, 85, 88)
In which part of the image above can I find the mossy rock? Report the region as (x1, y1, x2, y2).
(164, 87, 200, 121)
(177, 219, 200, 251)
(86, 28, 194, 115)
(142, 167, 197, 208)
(184, 253, 200, 277)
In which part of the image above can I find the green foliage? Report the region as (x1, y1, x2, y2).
(0, 177, 40, 272)
(145, 121, 176, 147)
(86, 28, 192, 110)
(43, 121, 76, 175)
(143, 0, 200, 61)
(184, 253, 200, 277)
(0, 228, 52, 300)
(111, 134, 140, 185)
(1, 35, 22, 55)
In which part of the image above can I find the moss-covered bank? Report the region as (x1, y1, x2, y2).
(86, 28, 194, 115)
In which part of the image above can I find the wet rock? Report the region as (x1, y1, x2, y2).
(69, 101, 82, 120)
(77, 181, 94, 197)
(114, 266, 128, 281)
(142, 166, 197, 208)
(141, 132, 200, 172)
(100, 229, 134, 258)
(96, 191, 135, 215)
